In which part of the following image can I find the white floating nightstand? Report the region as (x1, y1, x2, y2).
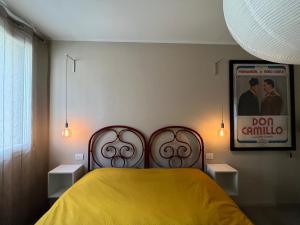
(206, 163, 238, 196)
(48, 164, 84, 199)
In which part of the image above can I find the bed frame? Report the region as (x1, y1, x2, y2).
(88, 125, 204, 171)
(148, 126, 204, 170)
(88, 126, 147, 171)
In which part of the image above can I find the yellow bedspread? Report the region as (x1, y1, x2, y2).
(36, 168, 252, 225)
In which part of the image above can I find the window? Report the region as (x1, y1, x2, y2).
(0, 18, 32, 159)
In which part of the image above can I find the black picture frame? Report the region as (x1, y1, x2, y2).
(229, 60, 296, 151)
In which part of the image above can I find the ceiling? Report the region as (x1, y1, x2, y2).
(3, 0, 235, 44)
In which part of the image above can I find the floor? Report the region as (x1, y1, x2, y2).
(242, 205, 300, 225)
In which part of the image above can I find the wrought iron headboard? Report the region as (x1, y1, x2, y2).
(88, 126, 147, 171)
(148, 126, 204, 170)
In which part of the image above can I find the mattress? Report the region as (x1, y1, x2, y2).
(36, 168, 252, 225)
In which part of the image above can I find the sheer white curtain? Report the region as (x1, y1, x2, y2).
(0, 8, 49, 225)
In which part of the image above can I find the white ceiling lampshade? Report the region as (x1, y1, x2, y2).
(223, 0, 300, 64)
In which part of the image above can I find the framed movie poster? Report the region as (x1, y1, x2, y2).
(229, 60, 296, 151)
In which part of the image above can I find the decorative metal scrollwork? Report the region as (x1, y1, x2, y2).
(149, 126, 204, 170)
(88, 126, 146, 170)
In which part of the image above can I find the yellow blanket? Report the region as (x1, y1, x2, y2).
(36, 168, 252, 225)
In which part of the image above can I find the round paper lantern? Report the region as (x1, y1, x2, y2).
(223, 0, 300, 64)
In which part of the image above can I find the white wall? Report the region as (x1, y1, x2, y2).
(50, 41, 300, 206)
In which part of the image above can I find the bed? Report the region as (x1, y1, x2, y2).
(36, 126, 253, 225)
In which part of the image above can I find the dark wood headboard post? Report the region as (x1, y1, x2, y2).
(145, 144, 149, 168)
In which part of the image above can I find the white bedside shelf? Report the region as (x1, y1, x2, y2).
(48, 164, 84, 198)
(206, 163, 238, 196)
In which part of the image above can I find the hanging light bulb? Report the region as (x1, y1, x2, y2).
(218, 121, 225, 137)
(62, 122, 72, 137)
(218, 105, 225, 137)
(62, 54, 76, 138)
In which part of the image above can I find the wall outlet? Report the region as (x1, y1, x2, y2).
(206, 152, 214, 160)
(75, 153, 84, 161)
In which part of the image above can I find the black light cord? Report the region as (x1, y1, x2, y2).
(221, 104, 224, 128)
(65, 55, 68, 127)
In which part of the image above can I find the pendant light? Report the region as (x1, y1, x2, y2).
(62, 54, 76, 138)
(218, 105, 225, 137)
(223, 0, 300, 64)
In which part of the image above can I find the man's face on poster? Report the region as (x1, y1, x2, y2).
(263, 82, 273, 93)
(253, 84, 259, 94)
(251, 84, 259, 94)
